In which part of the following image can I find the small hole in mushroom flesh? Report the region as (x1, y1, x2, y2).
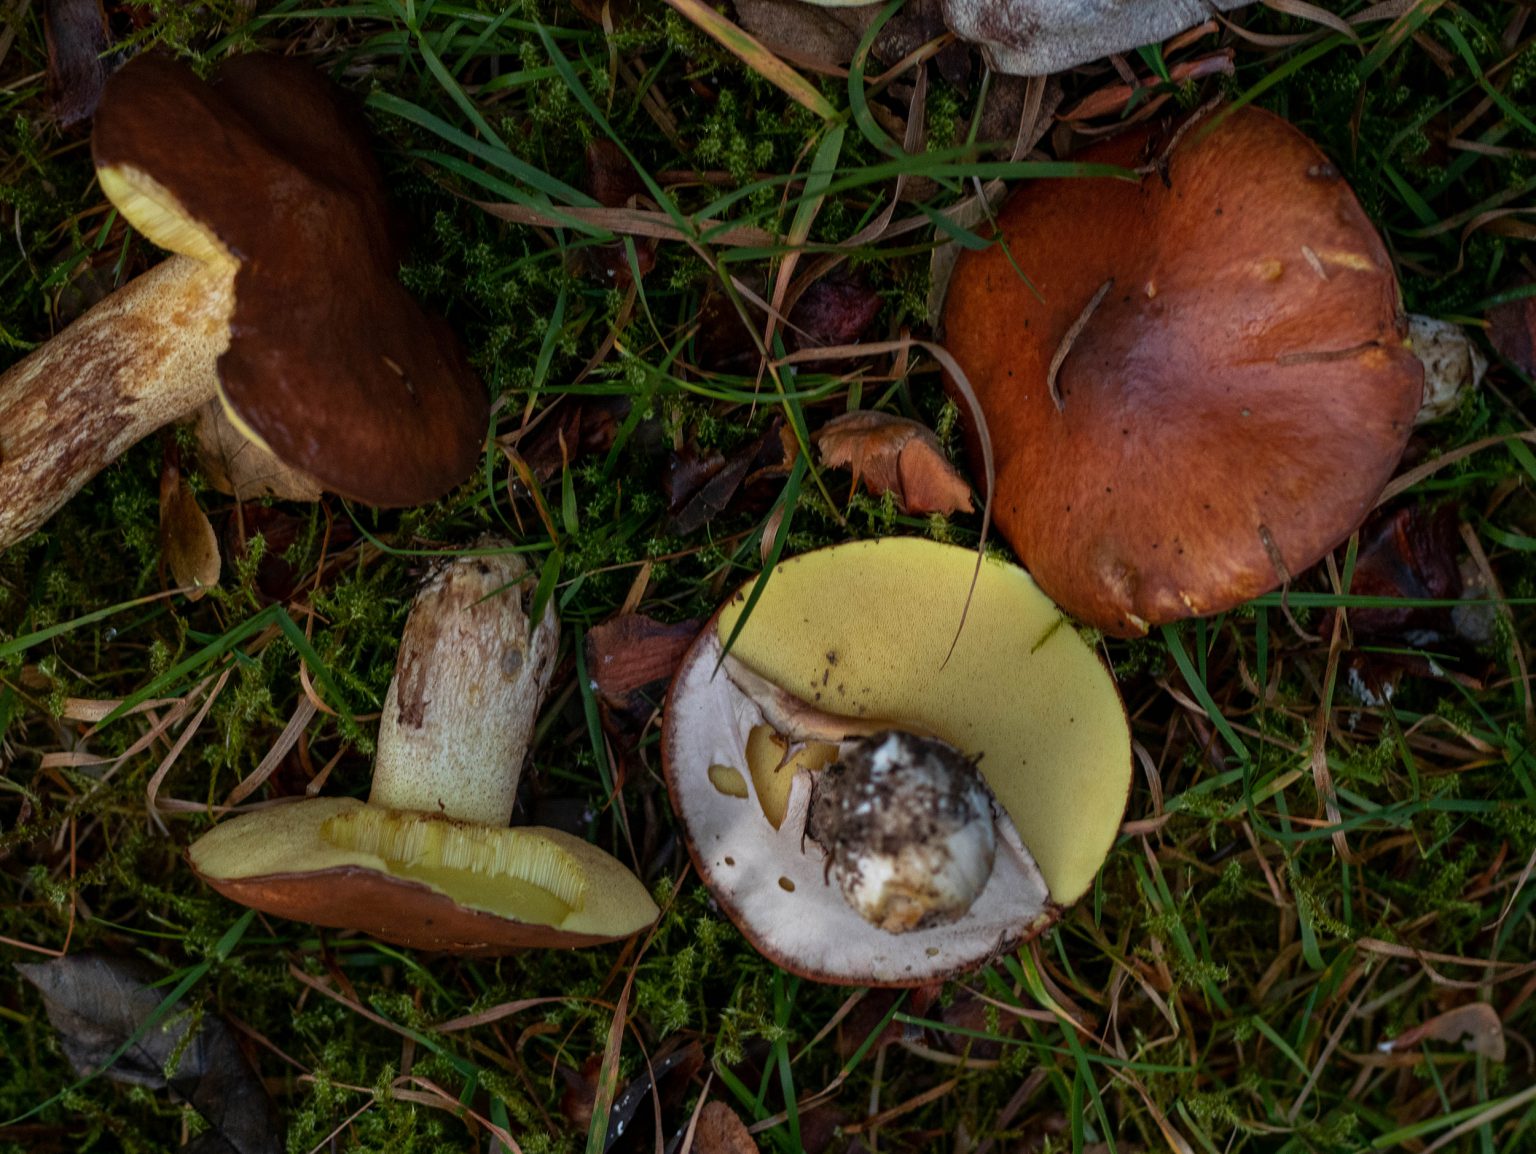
(806, 731, 997, 934)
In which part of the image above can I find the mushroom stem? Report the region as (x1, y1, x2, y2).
(0, 256, 232, 550)
(369, 547, 559, 826)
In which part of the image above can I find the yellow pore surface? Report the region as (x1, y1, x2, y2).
(716, 538, 1132, 903)
(190, 796, 658, 936)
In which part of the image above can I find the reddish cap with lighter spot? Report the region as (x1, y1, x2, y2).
(943, 107, 1423, 637)
(92, 54, 486, 507)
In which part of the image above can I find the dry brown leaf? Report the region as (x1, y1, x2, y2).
(44, 0, 113, 126)
(1380, 1002, 1505, 1061)
(160, 465, 220, 600)
(192, 400, 323, 502)
(815, 411, 973, 516)
(694, 1100, 759, 1154)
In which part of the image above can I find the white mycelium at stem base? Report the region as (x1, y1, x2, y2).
(809, 731, 998, 933)
(368, 550, 559, 825)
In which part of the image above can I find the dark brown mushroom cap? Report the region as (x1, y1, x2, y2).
(943, 107, 1423, 636)
(92, 54, 486, 507)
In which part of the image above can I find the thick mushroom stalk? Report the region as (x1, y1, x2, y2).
(0, 256, 231, 550)
(188, 546, 658, 953)
(369, 551, 558, 824)
(809, 732, 997, 933)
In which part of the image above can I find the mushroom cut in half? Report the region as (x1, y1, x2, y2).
(189, 545, 658, 953)
(943, 107, 1424, 637)
(0, 53, 487, 551)
(662, 538, 1131, 986)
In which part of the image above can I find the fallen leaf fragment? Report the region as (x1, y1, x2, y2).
(193, 400, 324, 502)
(44, 0, 113, 125)
(1379, 1002, 1505, 1062)
(1060, 51, 1234, 121)
(815, 411, 973, 515)
(1486, 283, 1536, 378)
(1341, 504, 1461, 642)
(160, 459, 221, 600)
(17, 954, 283, 1154)
(584, 140, 657, 286)
(588, 614, 702, 713)
(694, 1100, 759, 1154)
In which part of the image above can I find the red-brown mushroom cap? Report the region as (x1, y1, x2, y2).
(92, 54, 487, 507)
(943, 107, 1424, 636)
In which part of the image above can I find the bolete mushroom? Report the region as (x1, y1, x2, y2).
(0, 53, 487, 551)
(662, 538, 1131, 986)
(189, 545, 659, 952)
(943, 107, 1425, 637)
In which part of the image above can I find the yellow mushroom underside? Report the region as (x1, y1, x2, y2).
(189, 796, 657, 938)
(716, 537, 1131, 905)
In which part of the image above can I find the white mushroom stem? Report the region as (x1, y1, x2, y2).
(370, 547, 560, 826)
(0, 255, 233, 550)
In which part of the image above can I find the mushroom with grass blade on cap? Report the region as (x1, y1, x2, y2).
(662, 537, 1131, 986)
(942, 106, 1424, 637)
(189, 544, 659, 953)
(0, 53, 486, 552)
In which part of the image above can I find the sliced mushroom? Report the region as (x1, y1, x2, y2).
(663, 537, 1131, 986)
(189, 545, 658, 953)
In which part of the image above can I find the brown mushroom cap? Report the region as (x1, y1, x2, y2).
(92, 54, 486, 507)
(190, 797, 658, 954)
(943, 107, 1424, 636)
(662, 538, 1131, 986)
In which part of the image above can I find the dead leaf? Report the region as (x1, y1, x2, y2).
(510, 397, 630, 483)
(604, 1041, 704, 1151)
(666, 419, 797, 535)
(815, 411, 973, 515)
(161, 457, 221, 600)
(1060, 52, 1234, 121)
(1340, 504, 1462, 642)
(586, 613, 702, 734)
(192, 400, 323, 503)
(1380, 1002, 1505, 1062)
(786, 274, 883, 365)
(694, 1101, 759, 1154)
(1487, 282, 1536, 378)
(44, 0, 114, 126)
(17, 955, 283, 1154)
(584, 140, 657, 286)
(733, 0, 872, 72)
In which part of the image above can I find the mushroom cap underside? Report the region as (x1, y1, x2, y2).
(943, 106, 1424, 636)
(662, 537, 1132, 985)
(189, 797, 659, 953)
(92, 54, 487, 508)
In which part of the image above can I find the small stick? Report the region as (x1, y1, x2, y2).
(1048, 279, 1113, 412)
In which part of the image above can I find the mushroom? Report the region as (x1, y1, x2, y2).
(0, 53, 486, 552)
(942, 107, 1425, 637)
(662, 537, 1131, 986)
(188, 545, 659, 952)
